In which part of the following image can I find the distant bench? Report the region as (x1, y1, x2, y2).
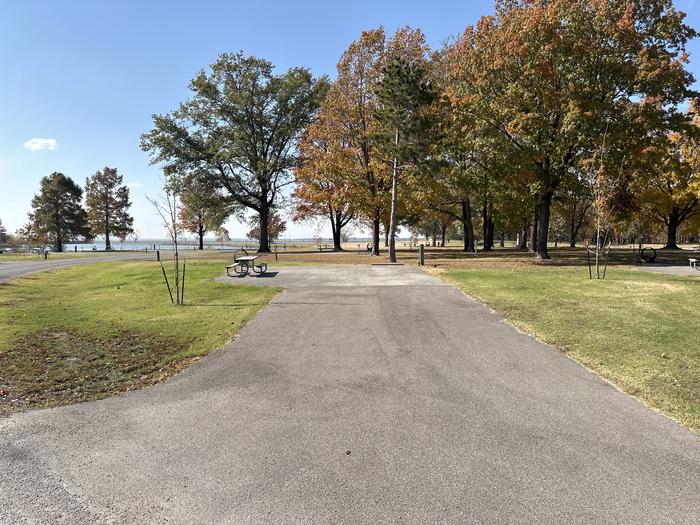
(318, 244, 335, 252)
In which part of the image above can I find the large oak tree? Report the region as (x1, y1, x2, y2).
(141, 53, 328, 252)
(294, 108, 354, 251)
(446, 0, 697, 258)
(636, 116, 700, 249)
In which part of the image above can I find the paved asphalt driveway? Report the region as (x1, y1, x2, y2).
(1, 265, 698, 523)
(635, 263, 700, 277)
(0, 252, 151, 283)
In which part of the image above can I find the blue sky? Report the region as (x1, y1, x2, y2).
(1, 0, 699, 239)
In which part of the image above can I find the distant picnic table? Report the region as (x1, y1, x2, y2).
(226, 251, 268, 276)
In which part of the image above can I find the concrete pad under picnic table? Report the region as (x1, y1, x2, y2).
(215, 263, 448, 287)
(635, 263, 700, 277)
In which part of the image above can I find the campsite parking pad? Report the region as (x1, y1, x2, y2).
(1, 265, 699, 523)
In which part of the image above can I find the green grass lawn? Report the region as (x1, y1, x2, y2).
(440, 266, 700, 433)
(0, 259, 278, 415)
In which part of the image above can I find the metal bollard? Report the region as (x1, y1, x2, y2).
(418, 244, 424, 266)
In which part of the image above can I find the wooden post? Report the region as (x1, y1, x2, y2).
(156, 250, 160, 262)
(160, 261, 174, 304)
(418, 244, 424, 266)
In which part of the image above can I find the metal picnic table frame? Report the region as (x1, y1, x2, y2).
(226, 251, 268, 277)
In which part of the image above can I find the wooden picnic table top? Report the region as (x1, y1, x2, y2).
(236, 255, 258, 262)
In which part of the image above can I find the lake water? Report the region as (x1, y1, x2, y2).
(62, 237, 377, 252)
(64, 240, 238, 251)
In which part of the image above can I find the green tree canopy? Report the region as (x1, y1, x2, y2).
(29, 172, 91, 252)
(0, 219, 8, 244)
(446, 0, 697, 258)
(373, 55, 436, 262)
(246, 212, 286, 243)
(178, 178, 239, 250)
(141, 53, 328, 252)
(85, 167, 134, 250)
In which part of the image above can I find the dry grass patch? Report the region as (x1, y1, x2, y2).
(0, 260, 278, 415)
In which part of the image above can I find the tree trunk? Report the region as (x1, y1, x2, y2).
(332, 228, 342, 251)
(257, 203, 271, 253)
(482, 202, 490, 251)
(485, 215, 495, 251)
(662, 209, 680, 250)
(482, 201, 495, 251)
(198, 222, 204, 250)
(529, 208, 539, 254)
(388, 149, 398, 263)
(54, 214, 63, 252)
(441, 223, 447, 247)
(331, 210, 343, 251)
(461, 198, 475, 252)
(462, 215, 470, 252)
(372, 215, 381, 256)
(518, 225, 528, 250)
(569, 202, 577, 248)
(105, 211, 111, 251)
(499, 232, 505, 248)
(535, 194, 553, 259)
(173, 200, 180, 305)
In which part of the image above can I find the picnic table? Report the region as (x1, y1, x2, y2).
(226, 253, 268, 276)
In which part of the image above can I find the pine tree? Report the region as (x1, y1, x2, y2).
(29, 172, 91, 252)
(142, 53, 327, 253)
(85, 167, 134, 250)
(374, 55, 435, 262)
(0, 218, 8, 244)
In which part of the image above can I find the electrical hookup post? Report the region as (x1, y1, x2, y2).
(418, 244, 425, 266)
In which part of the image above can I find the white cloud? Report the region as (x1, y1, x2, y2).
(127, 182, 143, 188)
(24, 137, 58, 151)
